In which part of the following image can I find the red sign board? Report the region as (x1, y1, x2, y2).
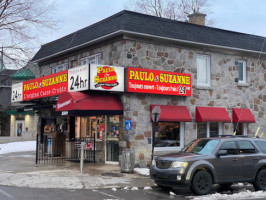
(127, 67, 191, 96)
(23, 70, 68, 101)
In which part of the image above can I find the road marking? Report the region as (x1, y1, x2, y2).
(93, 189, 123, 200)
(0, 188, 13, 198)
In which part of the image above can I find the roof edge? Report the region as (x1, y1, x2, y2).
(32, 30, 266, 64)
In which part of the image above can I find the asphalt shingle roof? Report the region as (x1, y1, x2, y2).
(31, 10, 266, 62)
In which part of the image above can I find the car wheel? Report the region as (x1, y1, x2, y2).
(157, 184, 172, 191)
(190, 170, 213, 195)
(219, 183, 232, 190)
(254, 169, 266, 191)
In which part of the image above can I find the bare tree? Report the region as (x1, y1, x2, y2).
(124, 0, 214, 25)
(0, 0, 58, 69)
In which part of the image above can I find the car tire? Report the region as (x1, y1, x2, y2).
(219, 183, 232, 190)
(190, 170, 213, 195)
(254, 169, 266, 191)
(157, 184, 172, 191)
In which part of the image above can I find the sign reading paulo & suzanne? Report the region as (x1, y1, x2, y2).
(11, 65, 89, 102)
(127, 67, 191, 96)
(90, 64, 125, 92)
(23, 70, 68, 101)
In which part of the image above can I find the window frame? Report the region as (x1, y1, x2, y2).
(196, 54, 211, 87)
(197, 122, 224, 138)
(154, 122, 185, 152)
(238, 60, 246, 84)
(51, 63, 68, 74)
(80, 53, 101, 65)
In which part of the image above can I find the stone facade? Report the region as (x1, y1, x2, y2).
(37, 37, 266, 167)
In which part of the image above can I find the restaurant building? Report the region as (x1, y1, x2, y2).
(11, 11, 266, 167)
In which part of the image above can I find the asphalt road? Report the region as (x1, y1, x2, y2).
(0, 185, 265, 200)
(0, 186, 186, 200)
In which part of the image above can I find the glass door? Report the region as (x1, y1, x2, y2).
(105, 115, 120, 163)
(15, 120, 24, 137)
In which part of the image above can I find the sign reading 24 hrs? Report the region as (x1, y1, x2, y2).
(11, 82, 23, 102)
(68, 65, 89, 92)
(89, 64, 124, 92)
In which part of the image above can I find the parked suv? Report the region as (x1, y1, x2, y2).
(150, 136, 266, 195)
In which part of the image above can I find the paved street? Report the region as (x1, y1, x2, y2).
(0, 186, 187, 200)
(1, 151, 266, 199)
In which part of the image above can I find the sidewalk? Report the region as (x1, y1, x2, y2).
(0, 151, 154, 189)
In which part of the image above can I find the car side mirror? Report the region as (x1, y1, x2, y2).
(217, 149, 228, 157)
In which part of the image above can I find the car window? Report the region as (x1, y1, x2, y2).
(238, 141, 256, 154)
(182, 139, 220, 155)
(254, 140, 266, 153)
(220, 141, 238, 155)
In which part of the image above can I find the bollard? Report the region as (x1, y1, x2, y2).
(80, 142, 85, 173)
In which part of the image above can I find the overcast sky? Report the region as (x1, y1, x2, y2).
(42, 0, 266, 45)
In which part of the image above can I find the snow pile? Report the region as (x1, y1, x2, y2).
(191, 190, 266, 200)
(134, 168, 150, 176)
(131, 187, 138, 190)
(0, 141, 36, 154)
(143, 186, 152, 190)
(169, 191, 176, 196)
(112, 188, 117, 191)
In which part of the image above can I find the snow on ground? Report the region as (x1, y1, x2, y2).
(134, 168, 150, 176)
(0, 141, 36, 154)
(191, 190, 266, 200)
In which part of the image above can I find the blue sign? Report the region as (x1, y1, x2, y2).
(125, 120, 132, 130)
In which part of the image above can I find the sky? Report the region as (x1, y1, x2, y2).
(41, 0, 266, 46)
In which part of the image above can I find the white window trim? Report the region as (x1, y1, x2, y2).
(196, 54, 211, 87)
(238, 60, 246, 84)
(80, 53, 101, 65)
(154, 122, 185, 152)
(199, 122, 224, 138)
(243, 123, 248, 136)
(51, 63, 68, 74)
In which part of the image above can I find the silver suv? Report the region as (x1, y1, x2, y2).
(150, 136, 266, 195)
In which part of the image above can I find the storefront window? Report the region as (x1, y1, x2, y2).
(197, 122, 207, 138)
(234, 123, 242, 135)
(154, 122, 180, 147)
(197, 122, 221, 138)
(96, 115, 105, 140)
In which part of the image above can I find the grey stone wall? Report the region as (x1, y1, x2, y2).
(37, 37, 266, 167)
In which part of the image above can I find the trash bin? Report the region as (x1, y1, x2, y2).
(121, 149, 135, 173)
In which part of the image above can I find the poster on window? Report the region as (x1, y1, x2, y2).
(127, 67, 191, 96)
(89, 64, 125, 92)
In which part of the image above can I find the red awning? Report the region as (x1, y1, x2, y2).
(56, 92, 123, 116)
(196, 106, 231, 122)
(150, 105, 192, 122)
(232, 108, 255, 123)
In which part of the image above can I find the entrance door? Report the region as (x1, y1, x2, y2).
(105, 115, 120, 164)
(15, 120, 24, 137)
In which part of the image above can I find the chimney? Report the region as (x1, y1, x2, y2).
(187, 12, 206, 26)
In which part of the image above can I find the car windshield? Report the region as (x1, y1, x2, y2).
(181, 139, 220, 155)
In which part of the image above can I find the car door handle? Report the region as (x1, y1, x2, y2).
(232, 158, 238, 161)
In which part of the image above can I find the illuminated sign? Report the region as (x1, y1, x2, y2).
(90, 64, 124, 92)
(68, 65, 89, 92)
(23, 70, 68, 101)
(11, 82, 23, 103)
(127, 67, 191, 96)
